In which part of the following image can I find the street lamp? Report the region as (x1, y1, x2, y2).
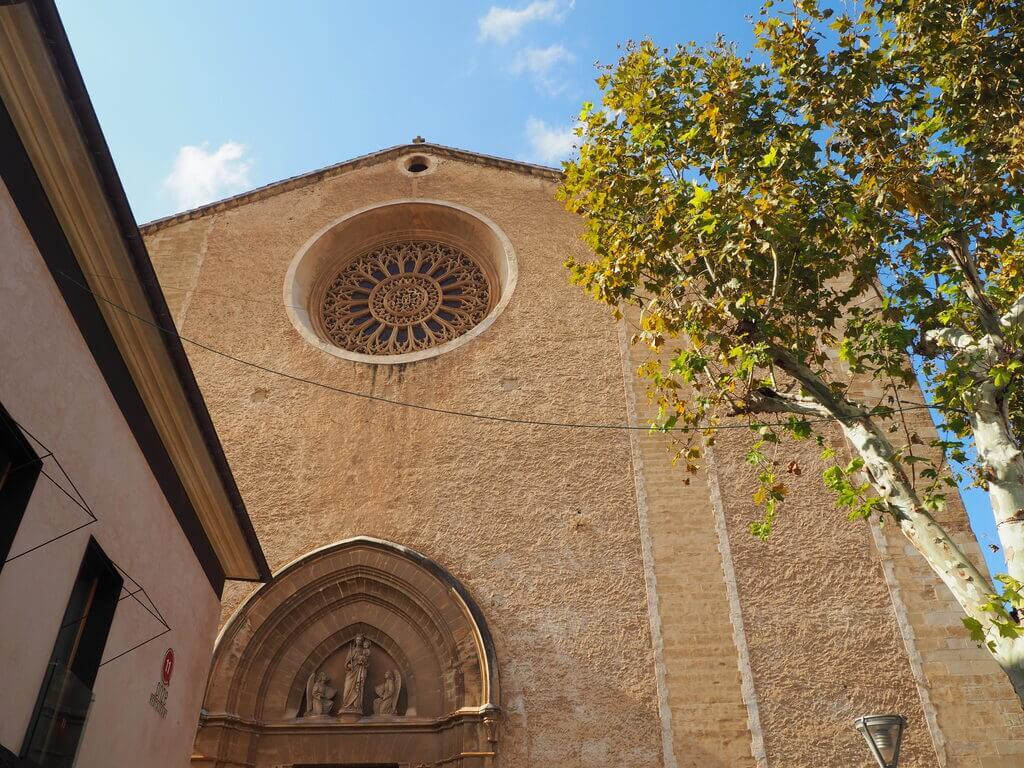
(854, 714, 906, 768)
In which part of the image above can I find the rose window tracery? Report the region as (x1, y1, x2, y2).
(316, 240, 492, 356)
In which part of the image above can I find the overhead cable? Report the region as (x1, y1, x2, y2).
(57, 270, 948, 433)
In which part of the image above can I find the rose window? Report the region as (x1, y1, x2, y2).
(316, 241, 492, 355)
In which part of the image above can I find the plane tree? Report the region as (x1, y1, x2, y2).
(559, 0, 1024, 697)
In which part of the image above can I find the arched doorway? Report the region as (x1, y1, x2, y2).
(191, 537, 499, 767)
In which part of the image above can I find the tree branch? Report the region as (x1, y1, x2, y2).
(758, 350, 996, 622)
(739, 386, 834, 419)
(922, 327, 1000, 373)
(1002, 293, 1024, 330)
(924, 327, 978, 355)
(766, 345, 867, 422)
(947, 234, 1003, 339)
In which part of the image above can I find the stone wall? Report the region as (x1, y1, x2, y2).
(145, 151, 663, 767)
(144, 146, 1024, 767)
(617, 319, 759, 768)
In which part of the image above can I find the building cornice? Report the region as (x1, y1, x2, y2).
(0, 1, 268, 583)
(140, 143, 565, 234)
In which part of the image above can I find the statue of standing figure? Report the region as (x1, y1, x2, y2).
(373, 668, 402, 715)
(340, 634, 372, 713)
(303, 670, 336, 717)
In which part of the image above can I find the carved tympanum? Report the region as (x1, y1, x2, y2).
(317, 240, 491, 355)
(195, 538, 500, 766)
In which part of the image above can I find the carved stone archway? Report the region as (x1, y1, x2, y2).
(192, 537, 500, 768)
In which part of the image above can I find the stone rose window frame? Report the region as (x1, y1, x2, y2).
(285, 200, 518, 365)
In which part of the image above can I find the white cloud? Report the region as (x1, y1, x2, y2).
(478, 1, 572, 44)
(162, 141, 252, 211)
(525, 117, 578, 164)
(510, 44, 574, 94)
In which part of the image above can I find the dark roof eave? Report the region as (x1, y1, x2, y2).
(27, 0, 270, 582)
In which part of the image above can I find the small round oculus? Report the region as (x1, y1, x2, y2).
(317, 240, 491, 356)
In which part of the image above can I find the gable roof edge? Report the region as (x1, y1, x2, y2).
(140, 143, 565, 234)
(1, 0, 270, 584)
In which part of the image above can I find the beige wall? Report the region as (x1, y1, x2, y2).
(147, 153, 665, 767)
(143, 149, 1023, 768)
(0, 179, 222, 767)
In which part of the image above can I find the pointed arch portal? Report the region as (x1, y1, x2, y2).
(192, 537, 500, 768)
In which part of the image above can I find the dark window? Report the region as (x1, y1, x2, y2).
(22, 538, 122, 768)
(0, 402, 42, 571)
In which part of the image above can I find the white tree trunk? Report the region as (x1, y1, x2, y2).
(969, 381, 1024, 585)
(840, 416, 992, 611)
(925, 295, 1024, 680)
(764, 347, 1024, 700)
(842, 409, 1024, 703)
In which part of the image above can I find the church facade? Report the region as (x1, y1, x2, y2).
(142, 143, 1024, 768)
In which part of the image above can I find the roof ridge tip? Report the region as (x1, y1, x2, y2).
(139, 143, 563, 232)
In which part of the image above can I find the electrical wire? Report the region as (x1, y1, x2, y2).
(57, 269, 948, 432)
(2, 271, 960, 666)
(79, 269, 308, 312)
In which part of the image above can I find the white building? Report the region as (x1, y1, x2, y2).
(0, 2, 268, 766)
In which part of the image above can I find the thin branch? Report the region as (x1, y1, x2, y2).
(737, 386, 834, 419)
(923, 327, 977, 354)
(946, 234, 1003, 339)
(1001, 293, 1024, 330)
(888, 373, 919, 490)
(767, 241, 780, 303)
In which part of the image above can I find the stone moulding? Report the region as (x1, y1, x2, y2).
(194, 536, 500, 767)
(284, 199, 518, 365)
(139, 142, 561, 234)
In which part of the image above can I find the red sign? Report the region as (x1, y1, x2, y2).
(162, 648, 175, 686)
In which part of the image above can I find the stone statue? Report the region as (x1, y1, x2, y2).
(303, 670, 336, 717)
(357, 637, 371, 705)
(340, 634, 371, 713)
(373, 668, 402, 715)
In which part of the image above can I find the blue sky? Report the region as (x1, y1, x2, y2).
(56, 0, 756, 223)
(56, 0, 1005, 578)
